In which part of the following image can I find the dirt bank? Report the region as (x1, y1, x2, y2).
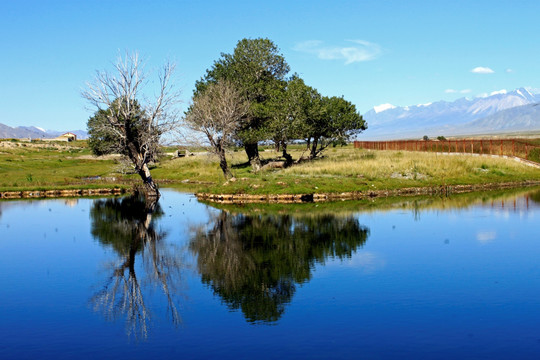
(196, 180, 540, 204)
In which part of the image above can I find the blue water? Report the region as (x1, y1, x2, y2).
(1, 189, 540, 359)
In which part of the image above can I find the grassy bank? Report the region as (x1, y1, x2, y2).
(1, 140, 539, 195)
(157, 145, 540, 195)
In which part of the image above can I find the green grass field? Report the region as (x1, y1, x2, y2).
(1, 139, 539, 195)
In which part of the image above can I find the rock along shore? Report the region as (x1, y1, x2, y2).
(0, 188, 127, 199)
(196, 180, 540, 204)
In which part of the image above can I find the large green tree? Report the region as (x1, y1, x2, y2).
(193, 38, 290, 170)
(269, 75, 322, 166)
(305, 96, 367, 159)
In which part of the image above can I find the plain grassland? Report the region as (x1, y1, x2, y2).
(1, 140, 540, 194)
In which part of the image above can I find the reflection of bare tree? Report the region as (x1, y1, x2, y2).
(90, 196, 184, 339)
(190, 211, 369, 323)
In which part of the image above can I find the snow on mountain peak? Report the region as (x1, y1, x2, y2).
(373, 103, 396, 113)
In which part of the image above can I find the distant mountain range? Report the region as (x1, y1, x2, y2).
(362, 87, 540, 139)
(0, 124, 88, 140)
(3, 88, 540, 142)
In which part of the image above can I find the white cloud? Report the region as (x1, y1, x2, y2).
(373, 103, 396, 113)
(294, 39, 382, 65)
(471, 66, 495, 74)
(506, 68, 514, 73)
(490, 89, 507, 96)
(476, 92, 489, 98)
(445, 89, 472, 94)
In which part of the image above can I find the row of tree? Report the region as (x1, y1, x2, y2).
(84, 39, 367, 198)
(185, 38, 367, 178)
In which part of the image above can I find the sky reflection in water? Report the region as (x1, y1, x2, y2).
(1, 188, 540, 359)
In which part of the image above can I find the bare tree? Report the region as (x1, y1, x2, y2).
(83, 52, 181, 198)
(184, 80, 249, 179)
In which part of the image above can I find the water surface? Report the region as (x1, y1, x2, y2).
(1, 188, 540, 359)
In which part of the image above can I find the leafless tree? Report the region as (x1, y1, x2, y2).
(82, 52, 181, 198)
(184, 80, 249, 179)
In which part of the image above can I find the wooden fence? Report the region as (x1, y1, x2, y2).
(353, 139, 540, 164)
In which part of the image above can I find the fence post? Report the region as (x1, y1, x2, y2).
(500, 140, 503, 156)
(512, 140, 515, 157)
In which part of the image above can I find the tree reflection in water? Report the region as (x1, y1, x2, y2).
(90, 195, 184, 339)
(190, 211, 370, 323)
(530, 189, 540, 204)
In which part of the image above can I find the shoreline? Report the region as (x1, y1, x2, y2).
(196, 180, 540, 204)
(0, 187, 127, 199)
(1, 180, 539, 202)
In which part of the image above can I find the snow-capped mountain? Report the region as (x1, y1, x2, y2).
(362, 87, 540, 139)
(0, 123, 88, 140)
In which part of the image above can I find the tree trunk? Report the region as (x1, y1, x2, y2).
(282, 142, 293, 167)
(137, 163, 160, 198)
(244, 142, 261, 171)
(217, 146, 233, 179)
(310, 137, 319, 159)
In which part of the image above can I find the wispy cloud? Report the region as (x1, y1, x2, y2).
(294, 40, 382, 65)
(445, 89, 471, 94)
(490, 89, 507, 95)
(506, 68, 514, 73)
(471, 66, 495, 74)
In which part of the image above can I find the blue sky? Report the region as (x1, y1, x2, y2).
(1, 0, 539, 131)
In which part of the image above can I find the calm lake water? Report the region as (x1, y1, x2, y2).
(1, 188, 540, 359)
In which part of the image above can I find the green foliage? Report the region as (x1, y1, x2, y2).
(87, 108, 121, 156)
(269, 75, 322, 150)
(194, 38, 290, 146)
(190, 38, 368, 165)
(437, 136, 447, 141)
(306, 95, 366, 158)
(87, 99, 159, 159)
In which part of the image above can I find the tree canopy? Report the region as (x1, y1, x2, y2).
(186, 38, 367, 172)
(193, 38, 290, 169)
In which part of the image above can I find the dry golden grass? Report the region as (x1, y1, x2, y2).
(281, 148, 537, 182)
(156, 145, 540, 195)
